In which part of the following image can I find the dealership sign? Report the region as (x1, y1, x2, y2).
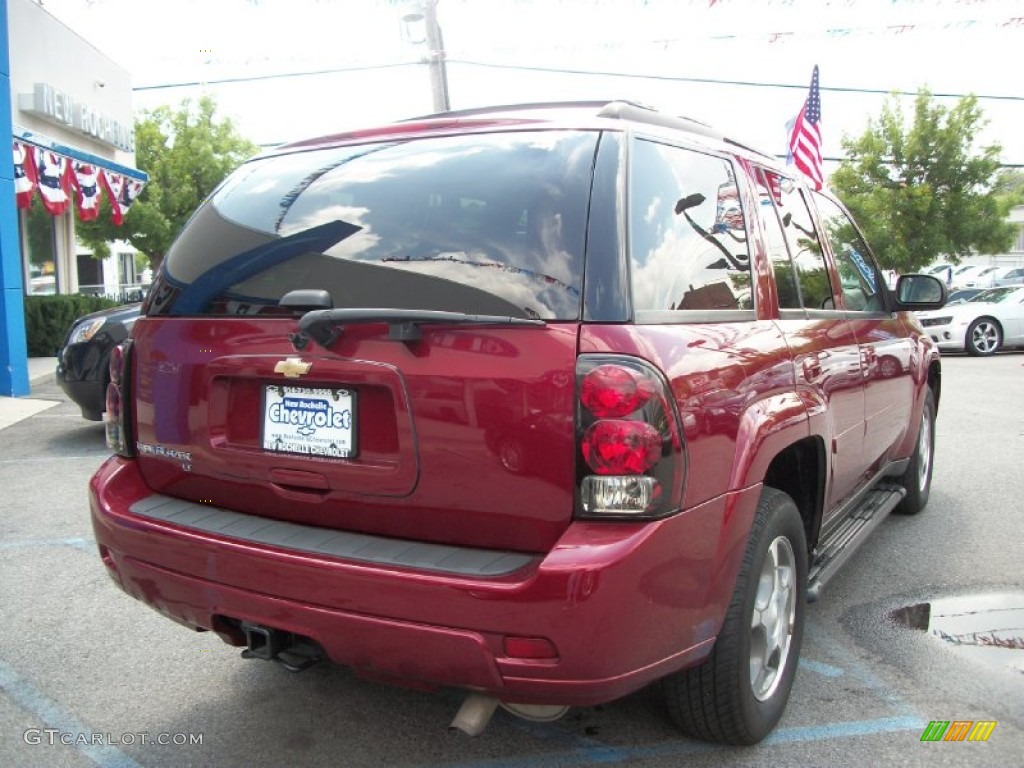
(19, 83, 135, 152)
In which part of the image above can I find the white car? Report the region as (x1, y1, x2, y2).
(948, 264, 990, 290)
(924, 263, 955, 285)
(917, 286, 1024, 356)
(994, 267, 1024, 287)
(966, 265, 1016, 289)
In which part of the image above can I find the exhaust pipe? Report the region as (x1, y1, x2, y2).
(449, 695, 571, 736)
(449, 693, 500, 736)
(500, 702, 570, 722)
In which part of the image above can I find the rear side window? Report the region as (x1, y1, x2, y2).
(774, 183, 835, 310)
(151, 131, 598, 319)
(629, 140, 752, 312)
(752, 168, 801, 310)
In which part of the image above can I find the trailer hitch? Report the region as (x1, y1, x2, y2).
(239, 621, 324, 673)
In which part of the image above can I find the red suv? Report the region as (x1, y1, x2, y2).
(90, 101, 947, 744)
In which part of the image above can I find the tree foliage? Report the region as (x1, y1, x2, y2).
(993, 168, 1024, 211)
(77, 95, 259, 271)
(830, 90, 1015, 274)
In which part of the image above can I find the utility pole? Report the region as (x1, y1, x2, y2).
(422, 0, 450, 112)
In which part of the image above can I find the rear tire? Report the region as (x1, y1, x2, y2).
(895, 388, 936, 515)
(661, 487, 807, 745)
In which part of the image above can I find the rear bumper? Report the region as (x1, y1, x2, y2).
(89, 457, 760, 705)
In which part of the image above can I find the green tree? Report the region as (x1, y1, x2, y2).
(830, 89, 1015, 273)
(25, 195, 57, 270)
(77, 95, 259, 272)
(993, 168, 1024, 211)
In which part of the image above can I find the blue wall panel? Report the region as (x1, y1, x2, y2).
(1, 1, 31, 396)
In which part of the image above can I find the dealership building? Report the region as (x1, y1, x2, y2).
(2, 0, 146, 396)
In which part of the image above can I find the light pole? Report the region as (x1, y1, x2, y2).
(402, 0, 450, 113)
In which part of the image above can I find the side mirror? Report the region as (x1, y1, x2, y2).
(891, 274, 948, 311)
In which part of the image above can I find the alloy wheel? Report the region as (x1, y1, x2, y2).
(749, 535, 797, 701)
(971, 321, 1000, 354)
(917, 401, 933, 493)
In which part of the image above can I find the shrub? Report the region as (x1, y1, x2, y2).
(24, 295, 121, 357)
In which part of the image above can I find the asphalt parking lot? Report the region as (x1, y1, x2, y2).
(1, 353, 1022, 767)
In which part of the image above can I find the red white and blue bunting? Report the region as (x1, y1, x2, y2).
(71, 162, 103, 222)
(35, 149, 72, 216)
(12, 141, 38, 210)
(12, 140, 146, 226)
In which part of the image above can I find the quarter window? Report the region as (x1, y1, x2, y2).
(629, 140, 752, 312)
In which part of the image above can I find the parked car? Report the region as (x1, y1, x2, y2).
(962, 265, 1012, 289)
(994, 266, 1024, 287)
(56, 303, 141, 420)
(924, 262, 954, 285)
(89, 101, 946, 745)
(944, 288, 985, 305)
(917, 285, 1024, 355)
(949, 264, 989, 290)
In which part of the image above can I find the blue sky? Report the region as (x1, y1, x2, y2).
(38, 0, 1024, 169)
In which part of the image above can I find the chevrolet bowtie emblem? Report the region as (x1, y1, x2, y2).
(274, 358, 312, 378)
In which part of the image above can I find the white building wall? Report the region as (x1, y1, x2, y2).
(8, 0, 143, 299)
(8, 0, 135, 167)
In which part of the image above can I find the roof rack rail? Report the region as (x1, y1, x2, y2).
(408, 99, 726, 142)
(597, 102, 774, 161)
(398, 99, 776, 161)
(595, 101, 724, 141)
(398, 100, 629, 122)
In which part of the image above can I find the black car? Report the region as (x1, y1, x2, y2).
(56, 303, 140, 420)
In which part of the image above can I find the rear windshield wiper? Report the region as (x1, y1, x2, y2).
(293, 308, 546, 350)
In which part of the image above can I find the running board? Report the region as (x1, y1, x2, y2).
(806, 483, 906, 602)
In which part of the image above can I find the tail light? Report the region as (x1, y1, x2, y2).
(105, 340, 135, 457)
(576, 356, 685, 519)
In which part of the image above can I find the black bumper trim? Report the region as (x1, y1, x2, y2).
(129, 494, 537, 578)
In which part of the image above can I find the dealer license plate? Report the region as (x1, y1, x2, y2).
(262, 385, 356, 458)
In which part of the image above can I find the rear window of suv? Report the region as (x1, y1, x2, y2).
(151, 131, 599, 320)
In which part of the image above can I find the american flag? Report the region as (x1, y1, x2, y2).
(788, 65, 823, 190)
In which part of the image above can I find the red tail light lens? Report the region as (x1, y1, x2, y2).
(105, 382, 121, 423)
(109, 344, 123, 386)
(580, 365, 655, 417)
(582, 420, 661, 474)
(576, 356, 685, 519)
(105, 341, 134, 457)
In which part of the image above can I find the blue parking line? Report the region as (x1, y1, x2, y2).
(426, 714, 923, 768)
(807, 618, 920, 717)
(422, 742, 711, 768)
(799, 658, 845, 677)
(503, 716, 635, 763)
(0, 536, 94, 553)
(0, 660, 142, 768)
(423, 620, 922, 768)
(765, 716, 924, 744)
